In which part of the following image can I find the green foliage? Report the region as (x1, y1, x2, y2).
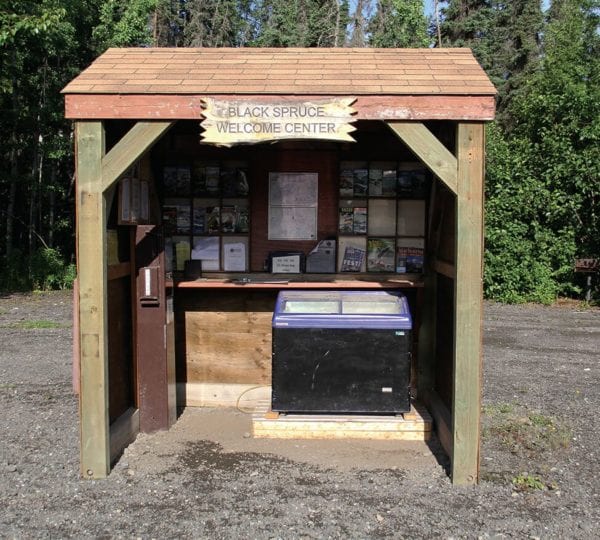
(92, 0, 158, 49)
(512, 473, 545, 491)
(29, 247, 76, 291)
(0, 248, 75, 291)
(484, 124, 576, 303)
(11, 320, 65, 329)
(485, 0, 600, 303)
(369, 0, 430, 47)
(183, 0, 254, 46)
(482, 403, 572, 456)
(0, 250, 30, 292)
(0, 3, 67, 47)
(251, 0, 349, 47)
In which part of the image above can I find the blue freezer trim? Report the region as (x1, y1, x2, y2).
(272, 290, 412, 329)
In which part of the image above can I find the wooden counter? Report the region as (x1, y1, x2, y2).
(169, 273, 424, 290)
(173, 274, 424, 409)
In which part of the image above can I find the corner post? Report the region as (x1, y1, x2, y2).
(452, 122, 485, 484)
(75, 121, 110, 479)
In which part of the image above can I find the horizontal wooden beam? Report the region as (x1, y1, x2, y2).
(387, 122, 458, 193)
(101, 121, 173, 192)
(107, 262, 131, 281)
(65, 94, 496, 121)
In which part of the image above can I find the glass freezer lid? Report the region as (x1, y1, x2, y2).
(340, 293, 403, 315)
(282, 300, 340, 314)
(273, 290, 412, 329)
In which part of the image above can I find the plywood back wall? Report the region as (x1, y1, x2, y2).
(250, 149, 338, 271)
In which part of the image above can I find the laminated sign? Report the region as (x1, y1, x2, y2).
(201, 98, 357, 146)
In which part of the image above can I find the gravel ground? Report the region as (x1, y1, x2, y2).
(0, 291, 599, 538)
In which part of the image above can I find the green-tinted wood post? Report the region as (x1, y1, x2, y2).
(76, 121, 110, 479)
(452, 122, 485, 485)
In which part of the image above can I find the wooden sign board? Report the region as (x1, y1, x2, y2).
(574, 258, 599, 273)
(201, 98, 357, 146)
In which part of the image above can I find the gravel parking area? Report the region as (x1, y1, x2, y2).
(0, 291, 599, 538)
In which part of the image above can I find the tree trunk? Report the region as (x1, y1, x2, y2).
(5, 147, 18, 259)
(48, 165, 56, 248)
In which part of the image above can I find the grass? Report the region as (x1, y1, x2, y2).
(482, 402, 571, 455)
(8, 320, 68, 329)
(482, 402, 572, 491)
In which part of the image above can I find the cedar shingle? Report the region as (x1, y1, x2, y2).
(63, 48, 496, 96)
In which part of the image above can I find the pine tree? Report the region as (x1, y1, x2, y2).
(438, 0, 499, 72)
(439, 0, 542, 126)
(252, 0, 349, 47)
(184, 0, 253, 47)
(368, 0, 430, 47)
(495, 0, 543, 125)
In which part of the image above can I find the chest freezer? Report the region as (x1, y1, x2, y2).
(271, 290, 412, 414)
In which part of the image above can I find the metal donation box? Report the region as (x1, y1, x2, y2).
(271, 290, 412, 414)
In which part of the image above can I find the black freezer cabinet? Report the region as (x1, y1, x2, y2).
(271, 290, 412, 414)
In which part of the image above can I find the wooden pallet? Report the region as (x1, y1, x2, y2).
(252, 402, 432, 441)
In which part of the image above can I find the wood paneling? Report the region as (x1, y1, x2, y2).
(65, 94, 496, 121)
(177, 290, 277, 385)
(107, 276, 133, 424)
(250, 149, 338, 271)
(435, 274, 455, 409)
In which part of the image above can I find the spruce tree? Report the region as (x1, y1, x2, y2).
(252, 0, 349, 47)
(368, 0, 430, 47)
(184, 0, 253, 46)
(496, 0, 543, 126)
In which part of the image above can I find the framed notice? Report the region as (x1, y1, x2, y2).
(268, 172, 318, 240)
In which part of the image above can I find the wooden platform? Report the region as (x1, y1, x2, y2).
(252, 402, 432, 441)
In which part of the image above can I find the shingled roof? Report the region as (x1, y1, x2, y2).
(62, 47, 496, 96)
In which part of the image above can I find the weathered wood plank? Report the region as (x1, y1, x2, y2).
(101, 121, 173, 192)
(184, 307, 272, 384)
(109, 408, 139, 464)
(76, 121, 110, 479)
(175, 274, 424, 289)
(201, 97, 357, 145)
(422, 389, 453, 459)
(253, 404, 432, 441)
(387, 122, 458, 193)
(107, 262, 130, 281)
(65, 94, 496, 121)
(452, 122, 485, 485)
(433, 259, 456, 280)
(178, 382, 272, 410)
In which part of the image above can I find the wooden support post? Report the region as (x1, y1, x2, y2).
(452, 123, 485, 485)
(387, 122, 458, 194)
(101, 121, 173, 192)
(76, 121, 110, 479)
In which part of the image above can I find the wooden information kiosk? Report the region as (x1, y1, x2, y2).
(63, 47, 495, 485)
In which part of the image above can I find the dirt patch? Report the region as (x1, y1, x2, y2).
(1, 292, 599, 538)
